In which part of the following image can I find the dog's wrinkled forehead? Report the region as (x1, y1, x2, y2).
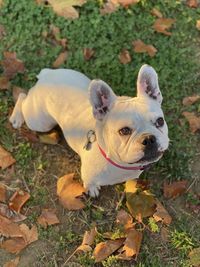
(107, 97, 164, 128)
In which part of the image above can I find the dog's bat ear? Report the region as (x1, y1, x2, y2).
(89, 79, 116, 120)
(136, 64, 163, 104)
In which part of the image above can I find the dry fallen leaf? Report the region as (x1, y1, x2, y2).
(0, 215, 23, 238)
(196, 20, 200, 30)
(116, 209, 133, 230)
(77, 226, 97, 252)
(0, 183, 6, 202)
(188, 247, 200, 267)
(1, 224, 38, 254)
(57, 173, 86, 210)
(163, 180, 188, 199)
(37, 209, 60, 228)
(182, 95, 200, 106)
(125, 180, 156, 220)
(0, 145, 16, 170)
(0, 52, 25, 79)
(9, 190, 30, 213)
(12, 86, 26, 103)
(83, 48, 95, 61)
(153, 199, 172, 225)
(93, 238, 125, 262)
(100, 0, 118, 15)
(19, 128, 39, 143)
(39, 130, 60, 145)
(52, 51, 67, 68)
(182, 111, 200, 133)
(100, 0, 140, 14)
(153, 18, 176, 36)
(0, 203, 27, 222)
(3, 256, 20, 267)
(119, 49, 132, 64)
(47, 0, 86, 19)
(0, 76, 10, 90)
(187, 0, 198, 8)
(133, 39, 157, 57)
(118, 228, 142, 260)
(117, 0, 140, 7)
(151, 8, 163, 18)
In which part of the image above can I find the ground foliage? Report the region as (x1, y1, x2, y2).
(0, 0, 200, 266)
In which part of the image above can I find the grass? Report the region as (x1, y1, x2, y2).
(0, 0, 200, 266)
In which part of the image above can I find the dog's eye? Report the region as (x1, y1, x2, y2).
(119, 127, 132, 136)
(155, 117, 164, 127)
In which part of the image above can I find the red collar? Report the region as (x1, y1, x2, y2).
(98, 144, 150, 171)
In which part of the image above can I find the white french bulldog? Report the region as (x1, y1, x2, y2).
(9, 65, 169, 197)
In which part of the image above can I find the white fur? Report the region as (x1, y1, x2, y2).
(9, 66, 169, 197)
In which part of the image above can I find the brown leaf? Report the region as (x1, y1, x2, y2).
(19, 128, 39, 143)
(153, 18, 176, 36)
(19, 224, 38, 244)
(77, 226, 97, 252)
(117, 0, 140, 7)
(83, 48, 95, 61)
(182, 111, 200, 133)
(1, 52, 25, 79)
(47, 0, 86, 19)
(0, 203, 27, 222)
(93, 238, 125, 262)
(0, 145, 16, 170)
(163, 180, 188, 199)
(1, 237, 26, 254)
(119, 49, 131, 64)
(116, 209, 133, 230)
(151, 8, 163, 18)
(196, 20, 200, 30)
(187, 0, 198, 8)
(188, 247, 200, 267)
(2, 224, 38, 254)
(12, 86, 26, 103)
(118, 228, 142, 260)
(37, 209, 60, 228)
(182, 95, 200, 106)
(100, 0, 118, 15)
(0, 183, 6, 202)
(153, 199, 172, 225)
(3, 257, 20, 267)
(0, 215, 23, 238)
(0, 76, 10, 90)
(52, 51, 67, 68)
(9, 190, 30, 213)
(125, 180, 156, 220)
(133, 39, 157, 57)
(39, 130, 60, 144)
(57, 173, 86, 210)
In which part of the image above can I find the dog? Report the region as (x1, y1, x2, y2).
(9, 65, 169, 197)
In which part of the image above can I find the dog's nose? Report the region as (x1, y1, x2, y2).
(142, 135, 156, 147)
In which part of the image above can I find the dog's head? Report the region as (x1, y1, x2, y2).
(89, 65, 169, 167)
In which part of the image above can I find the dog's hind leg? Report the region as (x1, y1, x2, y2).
(9, 93, 27, 129)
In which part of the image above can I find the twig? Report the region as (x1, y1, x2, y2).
(61, 248, 78, 267)
(115, 192, 125, 210)
(186, 177, 198, 192)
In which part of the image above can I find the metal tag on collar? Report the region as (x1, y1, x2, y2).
(83, 130, 96, 151)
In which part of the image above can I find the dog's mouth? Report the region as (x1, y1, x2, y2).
(128, 150, 164, 165)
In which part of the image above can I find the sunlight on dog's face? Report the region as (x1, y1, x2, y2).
(89, 65, 169, 166)
(102, 97, 169, 165)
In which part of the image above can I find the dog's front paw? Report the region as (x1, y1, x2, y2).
(9, 111, 24, 129)
(86, 184, 100, 198)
